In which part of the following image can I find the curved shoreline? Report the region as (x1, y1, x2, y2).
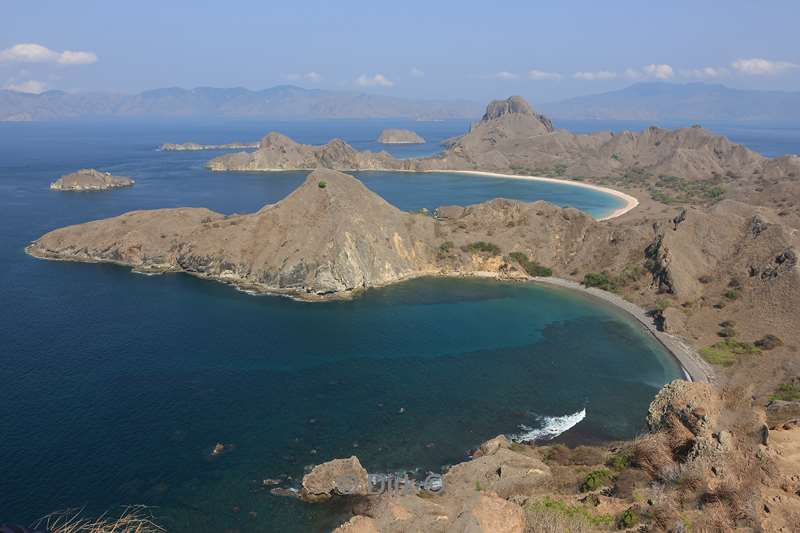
(428, 170, 639, 221)
(531, 277, 715, 384)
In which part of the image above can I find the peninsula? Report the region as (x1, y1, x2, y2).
(377, 128, 426, 144)
(49, 168, 134, 191)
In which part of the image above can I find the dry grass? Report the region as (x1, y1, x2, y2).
(631, 432, 674, 479)
(34, 507, 163, 533)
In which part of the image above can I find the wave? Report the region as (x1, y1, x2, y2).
(511, 408, 586, 443)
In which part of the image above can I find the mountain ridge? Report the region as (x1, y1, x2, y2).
(541, 82, 800, 122)
(0, 85, 481, 122)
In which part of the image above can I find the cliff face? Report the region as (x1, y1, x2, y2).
(50, 168, 135, 191)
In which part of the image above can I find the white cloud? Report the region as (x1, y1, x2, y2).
(5, 79, 47, 93)
(527, 69, 562, 81)
(410, 67, 424, 77)
(0, 43, 97, 65)
(682, 66, 727, 78)
(643, 64, 674, 79)
(486, 71, 518, 80)
(356, 73, 394, 87)
(573, 70, 617, 81)
(624, 68, 643, 79)
(286, 71, 322, 82)
(731, 58, 799, 75)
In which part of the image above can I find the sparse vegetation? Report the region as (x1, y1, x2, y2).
(724, 290, 739, 301)
(509, 251, 552, 277)
(618, 507, 640, 529)
(769, 383, 800, 402)
(648, 175, 725, 205)
(583, 271, 614, 291)
(462, 241, 501, 255)
(437, 241, 454, 258)
(700, 338, 761, 366)
(607, 450, 632, 472)
(527, 496, 614, 529)
(580, 468, 613, 492)
(34, 507, 164, 533)
(655, 298, 672, 311)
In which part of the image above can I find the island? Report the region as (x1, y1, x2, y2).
(377, 128, 426, 144)
(49, 168, 135, 191)
(159, 141, 258, 151)
(207, 96, 800, 214)
(25, 98, 800, 533)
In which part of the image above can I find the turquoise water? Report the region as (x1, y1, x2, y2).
(0, 121, 683, 532)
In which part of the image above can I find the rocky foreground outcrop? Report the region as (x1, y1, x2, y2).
(301, 379, 800, 532)
(50, 168, 134, 191)
(377, 128, 425, 144)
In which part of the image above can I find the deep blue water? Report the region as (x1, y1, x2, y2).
(9, 118, 792, 532)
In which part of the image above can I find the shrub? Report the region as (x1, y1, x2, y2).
(318, 180, 327, 189)
(724, 290, 739, 300)
(34, 507, 163, 533)
(583, 272, 614, 291)
(718, 326, 737, 338)
(438, 241, 454, 255)
(509, 251, 552, 277)
(769, 383, 800, 402)
(581, 468, 613, 492)
(700, 339, 761, 366)
(655, 298, 672, 311)
(755, 334, 783, 350)
(607, 450, 632, 472)
(618, 507, 640, 529)
(462, 241, 501, 255)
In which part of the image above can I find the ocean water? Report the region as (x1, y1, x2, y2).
(2, 117, 790, 532)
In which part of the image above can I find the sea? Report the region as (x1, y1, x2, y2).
(1, 117, 796, 532)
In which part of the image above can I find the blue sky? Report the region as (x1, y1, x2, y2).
(2, 0, 799, 103)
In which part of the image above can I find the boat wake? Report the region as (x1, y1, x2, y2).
(511, 408, 586, 443)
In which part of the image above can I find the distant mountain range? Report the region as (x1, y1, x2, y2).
(0, 85, 481, 122)
(3, 82, 800, 123)
(540, 82, 800, 122)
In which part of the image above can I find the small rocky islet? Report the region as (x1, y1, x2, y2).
(49, 168, 134, 191)
(377, 128, 426, 144)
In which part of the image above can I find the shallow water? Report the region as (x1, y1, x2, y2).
(0, 120, 690, 531)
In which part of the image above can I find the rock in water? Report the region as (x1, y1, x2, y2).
(50, 168, 134, 191)
(300, 456, 369, 502)
(377, 128, 426, 144)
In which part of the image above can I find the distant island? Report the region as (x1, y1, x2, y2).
(541, 82, 800, 122)
(0, 85, 480, 122)
(50, 169, 134, 191)
(377, 128, 426, 144)
(159, 141, 258, 151)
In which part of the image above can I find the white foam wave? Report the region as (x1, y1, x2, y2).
(511, 408, 586, 442)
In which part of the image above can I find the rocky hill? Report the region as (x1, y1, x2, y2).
(49, 168, 134, 191)
(208, 132, 411, 172)
(207, 96, 800, 204)
(377, 128, 425, 144)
